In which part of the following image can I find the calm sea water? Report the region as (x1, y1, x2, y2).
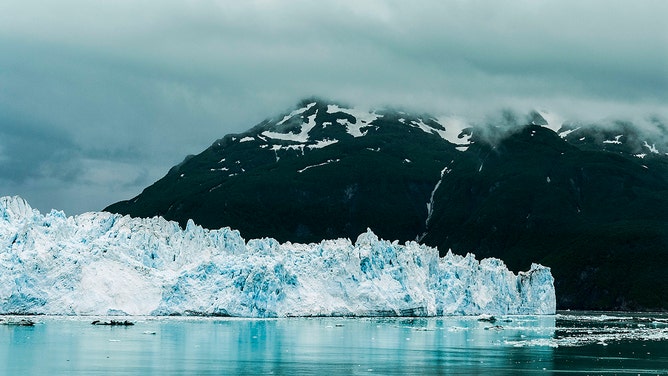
(1, 312, 667, 375)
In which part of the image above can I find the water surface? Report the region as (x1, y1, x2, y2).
(2, 312, 666, 375)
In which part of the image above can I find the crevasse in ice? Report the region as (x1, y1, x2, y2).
(0, 196, 555, 317)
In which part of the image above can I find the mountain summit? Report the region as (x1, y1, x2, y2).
(107, 99, 465, 242)
(106, 99, 668, 311)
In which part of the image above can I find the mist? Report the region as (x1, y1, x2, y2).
(1, 0, 666, 213)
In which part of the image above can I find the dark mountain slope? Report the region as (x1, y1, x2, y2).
(423, 124, 668, 310)
(107, 100, 459, 243)
(106, 99, 668, 311)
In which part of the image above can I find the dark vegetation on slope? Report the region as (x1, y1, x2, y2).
(422, 125, 668, 310)
(106, 100, 668, 311)
(107, 102, 459, 243)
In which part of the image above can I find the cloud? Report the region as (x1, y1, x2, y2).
(0, 0, 666, 213)
(0, 111, 151, 212)
(0, 114, 77, 183)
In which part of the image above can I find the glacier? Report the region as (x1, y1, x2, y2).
(0, 196, 555, 317)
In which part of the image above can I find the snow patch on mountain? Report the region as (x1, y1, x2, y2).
(307, 139, 339, 149)
(643, 141, 659, 154)
(276, 102, 316, 126)
(268, 139, 339, 157)
(603, 135, 623, 145)
(409, 119, 437, 135)
(436, 115, 473, 149)
(298, 159, 341, 173)
(559, 127, 580, 138)
(0, 196, 555, 317)
(327, 104, 383, 137)
(537, 110, 564, 132)
(262, 110, 319, 143)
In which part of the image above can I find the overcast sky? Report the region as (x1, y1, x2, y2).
(1, 0, 667, 214)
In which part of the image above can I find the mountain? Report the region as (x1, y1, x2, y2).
(106, 99, 668, 311)
(0, 196, 555, 316)
(107, 99, 463, 243)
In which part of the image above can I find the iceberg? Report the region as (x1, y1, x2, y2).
(0, 196, 555, 317)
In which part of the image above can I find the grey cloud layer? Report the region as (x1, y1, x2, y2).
(0, 0, 666, 214)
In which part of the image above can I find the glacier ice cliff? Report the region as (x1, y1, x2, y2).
(0, 196, 555, 317)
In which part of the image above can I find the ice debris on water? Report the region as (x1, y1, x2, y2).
(91, 320, 134, 326)
(0, 196, 555, 317)
(0, 317, 35, 326)
(505, 313, 668, 347)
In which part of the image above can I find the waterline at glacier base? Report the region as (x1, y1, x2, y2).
(0, 196, 555, 317)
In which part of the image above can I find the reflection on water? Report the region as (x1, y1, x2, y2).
(1, 313, 666, 375)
